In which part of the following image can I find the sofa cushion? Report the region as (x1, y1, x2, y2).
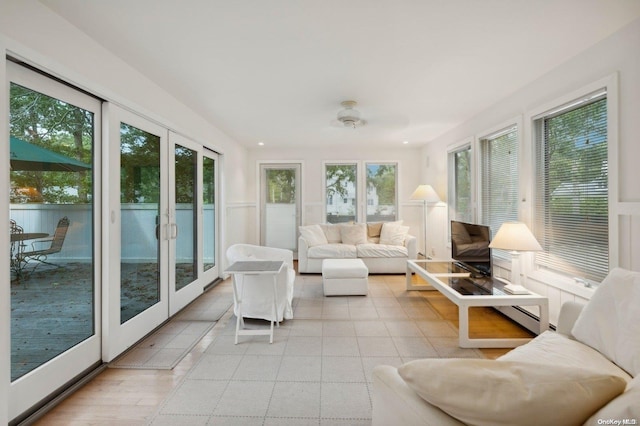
(367, 222, 383, 238)
(307, 243, 357, 259)
(498, 331, 632, 382)
(299, 224, 328, 247)
(398, 358, 626, 426)
(585, 375, 640, 425)
(340, 223, 367, 245)
(357, 243, 408, 258)
(571, 267, 640, 376)
(319, 223, 342, 243)
(380, 223, 409, 246)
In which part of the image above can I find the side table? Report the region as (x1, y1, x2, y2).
(225, 260, 284, 344)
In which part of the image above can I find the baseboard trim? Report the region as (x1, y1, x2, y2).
(494, 305, 556, 334)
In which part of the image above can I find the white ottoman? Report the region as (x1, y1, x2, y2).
(322, 259, 369, 296)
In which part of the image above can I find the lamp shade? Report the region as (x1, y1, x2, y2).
(489, 222, 542, 252)
(410, 184, 440, 203)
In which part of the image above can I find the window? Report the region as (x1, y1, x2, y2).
(365, 163, 397, 222)
(533, 90, 608, 282)
(324, 162, 399, 223)
(480, 126, 519, 259)
(447, 145, 472, 224)
(325, 163, 357, 223)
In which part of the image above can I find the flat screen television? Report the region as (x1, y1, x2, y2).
(450, 220, 492, 277)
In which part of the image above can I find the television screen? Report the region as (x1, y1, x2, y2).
(450, 220, 492, 277)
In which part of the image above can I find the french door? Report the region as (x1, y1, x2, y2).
(169, 133, 220, 315)
(7, 62, 102, 420)
(105, 106, 219, 360)
(260, 163, 301, 254)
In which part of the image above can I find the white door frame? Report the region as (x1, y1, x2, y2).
(257, 161, 303, 254)
(103, 104, 169, 361)
(7, 61, 103, 419)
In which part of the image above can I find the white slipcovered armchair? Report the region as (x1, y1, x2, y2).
(226, 244, 295, 322)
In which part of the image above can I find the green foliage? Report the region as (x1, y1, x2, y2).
(175, 146, 196, 204)
(10, 83, 93, 204)
(367, 164, 396, 205)
(545, 98, 607, 217)
(120, 123, 160, 204)
(203, 157, 215, 204)
(454, 149, 472, 220)
(266, 169, 296, 204)
(326, 164, 356, 198)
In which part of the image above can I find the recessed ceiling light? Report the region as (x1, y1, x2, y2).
(258, 141, 265, 146)
(403, 141, 409, 145)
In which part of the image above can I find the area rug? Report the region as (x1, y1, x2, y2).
(111, 282, 234, 369)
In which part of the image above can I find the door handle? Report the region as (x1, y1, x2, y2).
(171, 223, 178, 239)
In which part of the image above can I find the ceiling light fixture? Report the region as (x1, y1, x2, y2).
(337, 100, 365, 129)
(258, 141, 264, 146)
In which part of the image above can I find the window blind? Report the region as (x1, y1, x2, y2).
(448, 146, 472, 223)
(480, 126, 519, 260)
(533, 93, 608, 282)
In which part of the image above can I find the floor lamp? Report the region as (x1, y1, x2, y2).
(410, 184, 441, 258)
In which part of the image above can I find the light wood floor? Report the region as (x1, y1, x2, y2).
(31, 273, 533, 425)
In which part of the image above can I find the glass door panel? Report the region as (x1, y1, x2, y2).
(119, 123, 161, 323)
(203, 156, 216, 272)
(7, 61, 101, 421)
(260, 163, 301, 253)
(174, 144, 197, 291)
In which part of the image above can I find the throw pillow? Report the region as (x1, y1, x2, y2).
(367, 222, 383, 238)
(319, 223, 342, 243)
(379, 223, 409, 246)
(299, 224, 328, 247)
(340, 223, 367, 245)
(398, 358, 626, 426)
(451, 221, 472, 244)
(571, 267, 640, 376)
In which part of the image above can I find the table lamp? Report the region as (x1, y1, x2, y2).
(488, 222, 542, 294)
(410, 184, 440, 257)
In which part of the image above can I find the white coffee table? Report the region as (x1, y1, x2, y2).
(406, 259, 549, 348)
(225, 260, 284, 344)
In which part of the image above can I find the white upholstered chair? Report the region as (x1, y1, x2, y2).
(226, 244, 295, 322)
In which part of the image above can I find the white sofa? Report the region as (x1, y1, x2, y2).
(372, 267, 640, 426)
(226, 244, 296, 322)
(298, 222, 417, 274)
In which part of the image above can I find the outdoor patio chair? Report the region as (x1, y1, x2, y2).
(18, 216, 70, 271)
(10, 219, 24, 274)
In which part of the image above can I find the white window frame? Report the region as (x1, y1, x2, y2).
(447, 138, 475, 238)
(322, 160, 400, 223)
(525, 73, 619, 291)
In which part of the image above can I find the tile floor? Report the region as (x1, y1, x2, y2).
(147, 273, 484, 425)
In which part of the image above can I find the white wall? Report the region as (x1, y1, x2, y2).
(245, 146, 430, 253)
(420, 17, 640, 325)
(0, 1, 249, 423)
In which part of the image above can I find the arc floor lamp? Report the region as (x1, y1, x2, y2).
(410, 184, 440, 257)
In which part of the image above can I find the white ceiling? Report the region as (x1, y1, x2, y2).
(40, 0, 640, 149)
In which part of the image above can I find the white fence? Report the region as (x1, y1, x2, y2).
(10, 204, 215, 262)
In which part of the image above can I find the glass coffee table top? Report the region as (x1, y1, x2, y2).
(411, 260, 510, 296)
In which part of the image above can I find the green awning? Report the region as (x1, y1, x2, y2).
(10, 136, 91, 172)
